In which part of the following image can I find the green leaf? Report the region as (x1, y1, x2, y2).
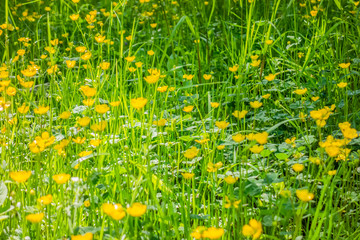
(275, 153, 289, 160)
(179, 135, 193, 142)
(333, 0, 342, 10)
(244, 181, 262, 196)
(0, 182, 7, 206)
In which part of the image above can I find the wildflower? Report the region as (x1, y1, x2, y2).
(75, 46, 86, 53)
(135, 62, 143, 68)
(207, 162, 222, 172)
(34, 105, 49, 115)
(26, 213, 44, 223)
(339, 63, 350, 69)
(95, 35, 106, 43)
(66, 60, 76, 68)
(296, 189, 314, 202)
(229, 65, 239, 72)
(310, 107, 334, 127)
(328, 170, 337, 176)
(232, 133, 245, 143)
(95, 104, 110, 114)
(73, 137, 86, 144)
(292, 163, 304, 172)
(250, 101, 262, 109)
(79, 151, 92, 157)
(224, 175, 238, 184)
(202, 227, 225, 239)
(99, 62, 110, 70)
(81, 52, 92, 61)
(184, 147, 199, 159)
(183, 105, 194, 112)
(127, 203, 147, 217)
(59, 111, 71, 119)
(78, 117, 91, 127)
(203, 74, 212, 80)
(181, 172, 194, 179)
(21, 67, 37, 77)
(83, 99, 95, 106)
(90, 121, 107, 132)
(216, 145, 225, 150)
(337, 82, 347, 88)
(262, 94, 271, 99)
(102, 203, 126, 220)
(147, 50, 155, 56)
(293, 88, 307, 95)
(311, 96, 319, 101)
(232, 110, 248, 119)
(9, 171, 32, 183)
(6, 87, 16, 96)
(242, 219, 262, 239)
(80, 86, 96, 97)
(224, 196, 241, 208)
(265, 39, 273, 45)
(71, 233, 93, 240)
(310, 10, 318, 17)
(90, 139, 102, 147)
(191, 226, 207, 239)
(157, 86, 168, 92)
(215, 121, 229, 130)
(338, 122, 358, 139)
(253, 132, 268, 145)
(131, 97, 148, 110)
(125, 56, 135, 62)
(38, 194, 52, 205)
(249, 145, 264, 154)
(210, 102, 219, 108)
(52, 174, 71, 184)
(84, 200, 91, 207)
(250, 60, 261, 67)
(18, 104, 30, 114)
(153, 119, 167, 126)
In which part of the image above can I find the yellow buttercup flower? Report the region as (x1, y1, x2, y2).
(127, 202, 147, 217)
(203, 74, 212, 80)
(242, 219, 262, 239)
(339, 63, 350, 69)
(229, 65, 239, 72)
(38, 194, 53, 205)
(293, 88, 307, 95)
(131, 97, 148, 110)
(52, 173, 71, 184)
(71, 233, 93, 240)
(224, 175, 238, 184)
(296, 189, 314, 202)
(95, 104, 110, 114)
(181, 172, 194, 179)
(202, 227, 224, 239)
(249, 145, 264, 154)
(232, 133, 245, 143)
(10, 170, 32, 183)
(215, 121, 229, 130)
(184, 146, 199, 159)
(337, 82, 347, 88)
(292, 163, 304, 172)
(102, 203, 126, 220)
(250, 101, 263, 109)
(183, 105, 194, 112)
(232, 110, 248, 119)
(26, 213, 44, 223)
(34, 105, 49, 115)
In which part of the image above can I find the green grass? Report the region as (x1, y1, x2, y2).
(1, 0, 360, 239)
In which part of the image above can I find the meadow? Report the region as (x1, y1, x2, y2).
(0, 0, 360, 239)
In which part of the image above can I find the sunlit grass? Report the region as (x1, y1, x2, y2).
(0, 0, 360, 239)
